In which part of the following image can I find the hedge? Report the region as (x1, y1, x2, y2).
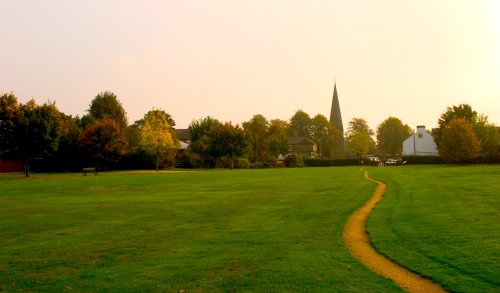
(303, 159, 359, 167)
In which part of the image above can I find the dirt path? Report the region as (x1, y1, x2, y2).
(342, 170, 447, 293)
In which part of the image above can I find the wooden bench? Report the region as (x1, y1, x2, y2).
(82, 167, 97, 176)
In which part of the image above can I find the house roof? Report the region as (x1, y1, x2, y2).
(288, 136, 316, 145)
(175, 129, 190, 140)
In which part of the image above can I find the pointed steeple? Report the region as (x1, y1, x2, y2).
(329, 82, 344, 134)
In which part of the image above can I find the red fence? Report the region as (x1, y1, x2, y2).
(0, 160, 23, 173)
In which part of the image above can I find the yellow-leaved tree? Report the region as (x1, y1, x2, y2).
(140, 109, 175, 171)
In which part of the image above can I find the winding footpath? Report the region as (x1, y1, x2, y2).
(342, 170, 447, 293)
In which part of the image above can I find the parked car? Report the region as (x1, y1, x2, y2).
(361, 155, 381, 166)
(385, 159, 401, 166)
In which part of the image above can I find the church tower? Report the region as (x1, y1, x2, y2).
(329, 82, 344, 134)
(329, 82, 345, 158)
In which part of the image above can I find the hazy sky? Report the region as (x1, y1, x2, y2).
(1, 0, 499, 131)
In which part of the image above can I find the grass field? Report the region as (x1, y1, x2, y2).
(0, 168, 401, 292)
(367, 165, 500, 293)
(1, 166, 498, 292)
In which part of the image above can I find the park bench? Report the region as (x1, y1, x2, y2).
(82, 167, 97, 176)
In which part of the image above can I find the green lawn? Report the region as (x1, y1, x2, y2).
(0, 168, 400, 292)
(367, 165, 500, 293)
(2, 166, 498, 292)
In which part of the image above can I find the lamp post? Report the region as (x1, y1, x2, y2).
(413, 128, 416, 156)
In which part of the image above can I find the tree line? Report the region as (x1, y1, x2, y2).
(1, 91, 499, 175)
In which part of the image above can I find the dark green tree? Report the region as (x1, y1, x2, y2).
(208, 122, 247, 169)
(288, 110, 312, 139)
(0, 96, 63, 176)
(0, 93, 23, 160)
(243, 114, 269, 161)
(346, 118, 375, 158)
(311, 114, 342, 158)
(472, 114, 500, 162)
(54, 114, 83, 171)
(267, 119, 289, 162)
(188, 116, 223, 167)
(376, 117, 412, 156)
(88, 91, 128, 127)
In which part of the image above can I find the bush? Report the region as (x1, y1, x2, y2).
(402, 156, 446, 164)
(236, 158, 250, 169)
(250, 161, 274, 169)
(285, 154, 304, 167)
(303, 159, 359, 167)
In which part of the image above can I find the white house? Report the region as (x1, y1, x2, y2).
(402, 126, 438, 156)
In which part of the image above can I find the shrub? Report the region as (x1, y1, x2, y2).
(402, 156, 446, 165)
(303, 159, 359, 167)
(236, 158, 250, 169)
(250, 161, 274, 169)
(285, 154, 304, 167)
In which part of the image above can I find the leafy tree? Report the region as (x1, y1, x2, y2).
(188, 116, 247, 168)
(439, 118, 480, 163)
(0, 95, 63, 176)
(0, 93, 23, 160)
(79, 118, 128, 169)
(139, 109, 176, 171)
(243, 114, 269, 161)
(188, 116, 223, 167)
(311, 114, 329, 157)
(346, 118, 375, 158)
(124, 124, 142, 154)
(134, 112, 176, 129)
(376, 117, 412, 156)
(434, 104, 500, 162)
(208, 122, 247, 169)
(472, 114, 500, 162)
(55, 114, 83, 171)
(289, 110, 312, 138)
(267, 119, 289, 162)
(311, 114, 342, 158)
(433, 104, 477, 145)
(88, 91, 128, 127)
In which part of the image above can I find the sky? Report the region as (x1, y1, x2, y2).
(1, 0, 499, 132)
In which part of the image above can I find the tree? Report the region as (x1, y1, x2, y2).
(0, 93, 23, 160)
(434, 104, 500, 162)
(188, 116, 248, 168)
(88, 91, 128, 127)
(208, 122, 247, 169)
(433, 104, 477, 145)
(139, 109, 176, 171)
(288, 110, 312, 138)
(79, 118, 128, 169)
(439, 118, 480, 163)
(55, 114, 83, 171)
(376, 117, 412, 156)
(267, 119, 289, 162)
(346, 118, 375, 158)
(311, 114, 342, 158)
(472, 114, 500, 162)
(0, 95, 63, 176)
(188, 116, 223, 167)
(243, 114, 269, 161)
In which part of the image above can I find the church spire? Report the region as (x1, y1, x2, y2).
(329, 82, 344, 134)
